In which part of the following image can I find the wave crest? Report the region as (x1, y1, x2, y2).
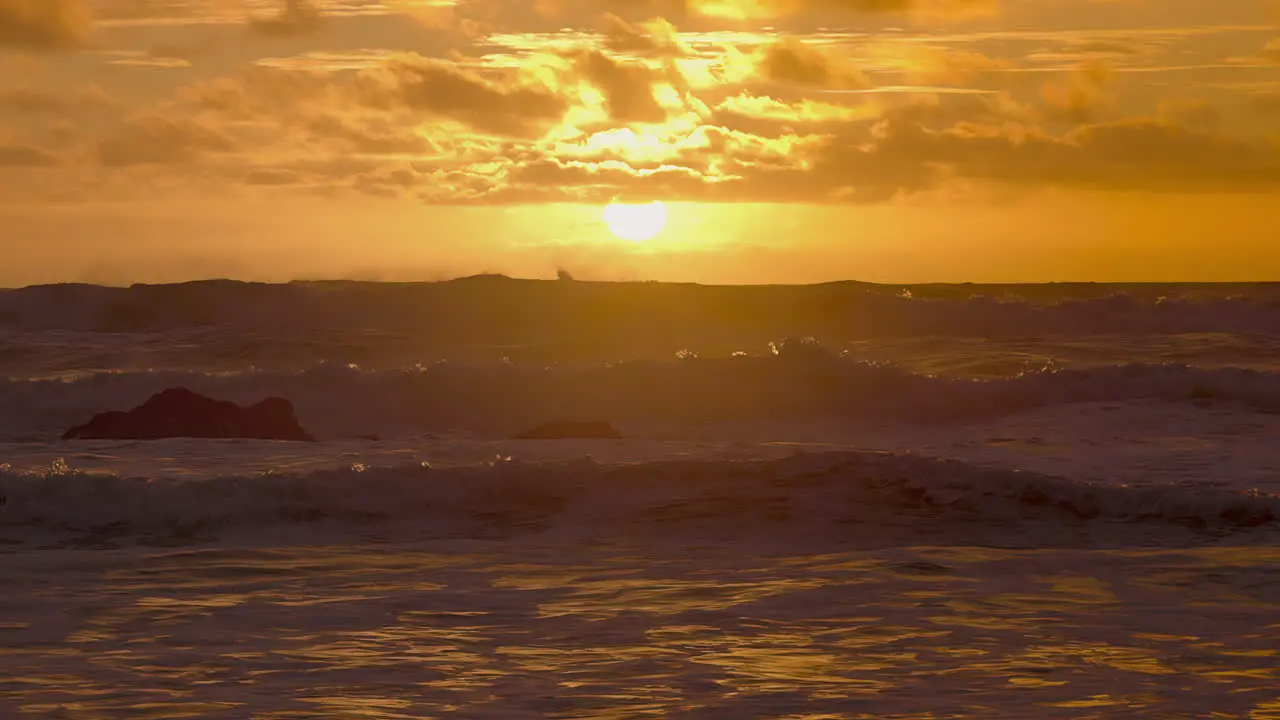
(2, 452, 1274, 544)
(4, 346, 1280, 438)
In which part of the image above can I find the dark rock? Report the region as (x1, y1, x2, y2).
(513, 420, 622, 440)
(63, 388, 315, 442)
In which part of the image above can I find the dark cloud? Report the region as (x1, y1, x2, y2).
(363, 54, 571, 137)
(304, 114, 439, 154)
(1253, 93, 1280, 114)
(351, 163, 432, 198)
(0, 0, 90, 50)
(0, 88, 68, 115)
(792, 116, 1280, 198)
(176, 54, 570, 138)
(566, 48, 671, 123)
(0, 86, 118, 118)
(0, 141, 58, 166)
(97, 113, 236, 166)
(751, 39, 870, 88)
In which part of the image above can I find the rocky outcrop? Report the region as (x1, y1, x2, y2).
(63, 388, 315, 441)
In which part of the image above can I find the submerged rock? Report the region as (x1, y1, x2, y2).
(513, 420, 622, 440)
(63, 388, 315, 442)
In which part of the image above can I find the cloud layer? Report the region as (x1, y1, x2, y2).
(1, 0, 1278, 206)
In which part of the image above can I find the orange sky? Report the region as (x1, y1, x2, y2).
(1, 0, 1278, 285)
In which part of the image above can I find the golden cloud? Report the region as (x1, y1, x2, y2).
(249, 0, 324, 38)
(582, 0, 995, 21)
(675, 0, 997, 20)
(1039, 61, 1115, 124)
(4, 12, 1279, 207)
(600, 13, 690, 56)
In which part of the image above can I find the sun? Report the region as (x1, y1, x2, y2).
(603, 200, 668, 242)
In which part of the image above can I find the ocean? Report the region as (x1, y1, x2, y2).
(1, 277, 1277, 718)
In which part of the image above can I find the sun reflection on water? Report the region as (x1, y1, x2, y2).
(0, 545, 1276, 718)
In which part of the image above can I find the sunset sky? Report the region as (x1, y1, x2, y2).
(1, 0, 1278, 285)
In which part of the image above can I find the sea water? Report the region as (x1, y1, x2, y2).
(1, 278, 1277, 718)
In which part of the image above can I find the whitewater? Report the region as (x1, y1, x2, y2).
(1, 278, 1277, 718)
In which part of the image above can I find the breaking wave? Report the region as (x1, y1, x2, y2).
(1, 451, 1275, 544)
(3, 339, 1280, 439)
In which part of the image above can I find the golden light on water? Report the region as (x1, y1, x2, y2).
(6, 545, 1278, 717)
(604, 201, 669, 242)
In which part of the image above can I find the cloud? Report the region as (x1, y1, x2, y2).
(597, 0, 995, 20)
(249, 0, 323, 38)
(600, 13, 689, 56)
(800, 116, 1280, 198)
(564, 48, 673, 123)
(1158, 99, 1220, 131)
(245, 167, 304, 186)
(889, 45, 1012, 86)
(0, 85, 116, 125)
(1039, 61, 1115, 124)
(351, 163, 434, 198)
(0, 141, 58, 166)
(416, 0, 996, 33)
(744, 38, 871, 88)
(365, 54, 571, 136)
(303, 114, 440, 154)
(0, 87, 68, 114)
(176, 53, 571, 138)
(435, 108, 1280, 205)
(1254, 93, 1280, 115)
(102, 49, 194, 68)
(715, 93, 872, 128)
(1264, 38, 1280, 63)
(1070, 40, 1142, 56)
(4, 8, 1276, 209)
(1061, 120, 1280, 189)
(504, 157, 710, 197)
(0, 0, 90, 50)
(97, 113, 236, 166)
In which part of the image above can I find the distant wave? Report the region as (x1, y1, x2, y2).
(3, 340, 1280, 439)
(2, 278, 1280, 338)
(2, 451, 1274, 543)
